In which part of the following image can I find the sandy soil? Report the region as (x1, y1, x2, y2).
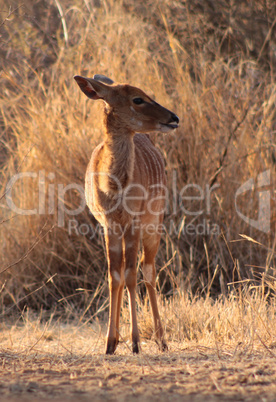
(0, 324, 276, 402)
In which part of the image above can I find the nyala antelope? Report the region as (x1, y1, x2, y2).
(74, 74, 179, 354)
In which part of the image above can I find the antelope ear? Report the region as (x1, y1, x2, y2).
(74, 75, 109, 100)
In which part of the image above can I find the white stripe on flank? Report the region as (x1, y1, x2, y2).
(134, 135, 164, 199)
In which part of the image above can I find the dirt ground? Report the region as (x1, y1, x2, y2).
(0, 323, 276, 402)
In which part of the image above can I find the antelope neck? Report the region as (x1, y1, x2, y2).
(102, 111, 135, 190)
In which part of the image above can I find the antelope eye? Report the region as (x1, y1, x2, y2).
(133, 98, 144, 105)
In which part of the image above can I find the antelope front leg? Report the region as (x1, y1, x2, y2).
(105, 229, 123, 355)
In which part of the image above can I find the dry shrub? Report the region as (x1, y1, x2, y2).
(136, 286, 276, 348)
(0, 0, 275, 314)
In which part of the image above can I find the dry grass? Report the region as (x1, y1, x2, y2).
(0, 0, 275, 335)
(1, 4, 276, 400)
(1, 290, 276, 401)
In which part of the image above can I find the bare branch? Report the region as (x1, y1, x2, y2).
(209, 105, 251, 187)
(0, 222, 55, 275)
(0, 5, 23, 29)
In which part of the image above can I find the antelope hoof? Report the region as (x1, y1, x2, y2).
(132, 341, 139, 354)
(106, 338, 118, 355)
(155, 339, 168, 352)
(161, 340, 168, 352)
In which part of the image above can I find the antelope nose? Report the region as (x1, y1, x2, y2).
(170, 113, 179, 124)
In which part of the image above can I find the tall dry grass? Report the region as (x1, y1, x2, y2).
(0, 0, 275, 318)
